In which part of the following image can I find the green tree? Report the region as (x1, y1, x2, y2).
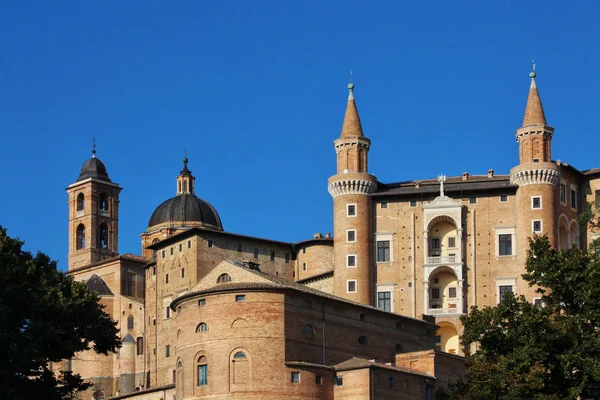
(441, 236, 600, 399)
(0, 226, 120, 400)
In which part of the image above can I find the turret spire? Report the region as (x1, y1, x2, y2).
(522, 62, 547, 127)
(340, 82, 364, 138)
(177, 153, 194, 195)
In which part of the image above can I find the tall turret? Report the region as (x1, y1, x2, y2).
(328, 83, 377, 305)
(510, 66, 560, 254)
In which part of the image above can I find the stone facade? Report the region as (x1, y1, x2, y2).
(62, 70, 600, 399)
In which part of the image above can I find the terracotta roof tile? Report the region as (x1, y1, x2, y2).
(522, 78, 547, 127)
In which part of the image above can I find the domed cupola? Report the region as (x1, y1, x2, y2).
(76, 148, 111, 182)
(147, 157, 223, 231)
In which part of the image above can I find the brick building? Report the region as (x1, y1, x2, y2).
(61, 68, 599, 399)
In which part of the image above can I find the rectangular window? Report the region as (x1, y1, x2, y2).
(347, 280, 357, 293)
(165, 274, 169, 284)
(179, 243, 182, 252)
(380, 201, 388, 209)
(388, 377, 395, 388)
(347, 204, 356, 216)
(499, 285, 513, 302)
(198, 365, 208, 386)
(409, 200, 417, 207)
(181, 268, 185, 278)
(315, 375, 322, 385)
(533, 297, 543, 307)
(448, 287, 457, 298)
(270, 250, 275, 261)
(376, 240, 390, 262)
(431, 288, 440, 299)
(188, 240, 191, 248)
(253, 248, 259, 259)
(285, 253, 290, 263)
(469, 196, 477, 204)
(166, 345, 170, 358)
(152, 266, 156, 276)
(162, 250, 165, 258)
(291, 372, 300, 383)
(571, 189, 578, 209)
(347, 255, 356, 267)
(448, 237, 456, 248)
(302, 262, 307, 271)
(165, 307, 171, 319)
(431, 238, 440, 253)
(377, 291, 391, 312)
(136, 337, 144, 355)
(498, 234, 512, 256)
(335, 376, 343, 386)
(198, 299, 206, 306)
(532, 220, 542, 233)
(347, 230, 356, 242)
(302, 248, 306, 254)
(500, 194, 508, 202)
(560, 183, 567, 204)
(207, 240, 213, 248)
(236, 295, 246, 302)
(170, 247, 174, 255)
(532, 196, 542, 209)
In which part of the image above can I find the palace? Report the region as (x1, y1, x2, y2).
(58, 70, 599, 400)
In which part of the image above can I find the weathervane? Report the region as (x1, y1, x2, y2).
(92, 137, 96, 157)
(438, 174, 446, 197)
(349, 70, 353, 83)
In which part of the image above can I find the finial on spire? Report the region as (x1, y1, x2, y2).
(92, 137, 96, 158)
(348, 71, 355, 100)
(183, 148, 188, 164)
(529, 60, 537, 79)
(438, 174, 446, 197)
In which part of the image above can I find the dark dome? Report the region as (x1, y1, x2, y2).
(77, 156, 111, 182)
(148, 193, 223, 230)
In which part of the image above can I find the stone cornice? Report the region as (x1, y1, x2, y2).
(334, 137, 371, 152)
(509, 163, 560, 186)
(328, 177, 377, 198)
(515, 125, 554, 142)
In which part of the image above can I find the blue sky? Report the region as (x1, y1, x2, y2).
(1, 1, 599, 269)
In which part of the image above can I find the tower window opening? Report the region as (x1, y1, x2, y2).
(183, 180, 188, 192)
(76, 224, 86, 250)
(99, 193, 108, 212)
(197, 356, 208, 386)
(76, 193, 85, 211)
(99, 223, 109, 249)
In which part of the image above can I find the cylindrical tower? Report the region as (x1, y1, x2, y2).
(328, 83, 377, 305)
(510, 68, 559, 259)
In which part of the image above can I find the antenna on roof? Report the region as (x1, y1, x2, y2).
(92, 137, 96, 158)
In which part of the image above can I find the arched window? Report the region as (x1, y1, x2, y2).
(197, 356, 208, 386)
(99, 223, 109, 249)
(230, 350, 250, 386)
(76, 193, 85, 211)
(217, 273, 231, 283)
(196, 323, 208, 333)
(303, 324, 315, 338)
(76, 224, 86, 249)
(152, 239, 159, 260)
(99, 193, 109, 212)
(127, 315, 134, 330)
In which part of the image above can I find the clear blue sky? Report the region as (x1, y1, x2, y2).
(1, 1, 599, 270)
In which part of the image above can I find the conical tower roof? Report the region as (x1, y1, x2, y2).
(340, 83, 364, 138)
(522, 70, 547, 127)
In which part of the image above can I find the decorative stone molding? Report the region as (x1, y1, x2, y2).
(515, 126, 554, 142)
(328, 178, 377, 198)
(333, 137, 371, 152)
(509, 168, 560, 186)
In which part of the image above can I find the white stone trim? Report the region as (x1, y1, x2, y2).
(346, 229, 356, 243)
(494, 278, 517, 304)
(376, 283, 395, 313)
(346, 254, 357, 268)
(531, 195, 542, 210)
(375, 233, 394, 264)
(494, 227, 516, 258)
(346, 279, 357, 293)
(329, 179, 377, 198)
(532, 219, 543, 233)
(510, 168, 560, 186)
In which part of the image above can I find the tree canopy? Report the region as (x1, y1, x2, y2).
(0, 226, 120, 399)
(441, 236, 600, 399)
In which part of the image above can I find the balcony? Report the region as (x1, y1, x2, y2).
(428, 307, 462, 316)
(426, 255, 457, 264)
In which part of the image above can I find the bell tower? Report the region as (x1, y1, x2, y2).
(328, 83, 377, 305)
(67, 148, 121, 270)
(510, 66, 559, 253)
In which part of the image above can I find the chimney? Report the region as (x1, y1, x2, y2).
(313, 233, 323, 239)
(488, 169, 494, 178)
(325, 232, 331, 239)
(462, 172, 469, 181)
